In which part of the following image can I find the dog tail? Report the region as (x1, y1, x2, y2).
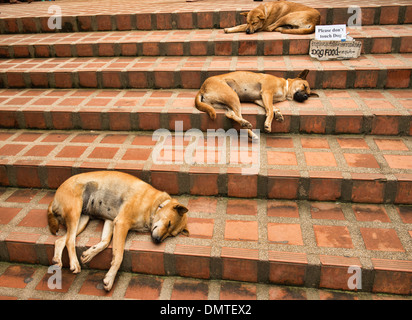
(195, 91, 216, 120)
(47, 201, 60, 235)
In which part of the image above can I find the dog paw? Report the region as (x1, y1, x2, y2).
(275, 112, 284, 122)
(208, 110, 217, 120)
(103, 275, 114, 291)
(223, 28, 228, 33)
(81, 251, 92, 264)
(52, 257, 62, 268)
(241, 120, 252, 129)
(264, 124, 271, 133)
(70, 261, 81, 274)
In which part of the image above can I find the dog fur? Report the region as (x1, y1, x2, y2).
(224, 0, 320, 35)
(48, 171, 189, 291)
(195, 69, 318, 139)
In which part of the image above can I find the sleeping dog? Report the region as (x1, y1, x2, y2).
(195, 69, 318, 139)
(48, 171, 189, 291)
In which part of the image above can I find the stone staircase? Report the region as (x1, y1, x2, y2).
(0, 0, 411, 296)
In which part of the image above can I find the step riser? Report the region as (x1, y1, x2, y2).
(0, 238, 410, 295)
(1, 5, 412, 34)
(2, 68, 412, 90)
(1, 164, 411, 205)
(1, 36, 411, 58)
(1, 110, 411, 136)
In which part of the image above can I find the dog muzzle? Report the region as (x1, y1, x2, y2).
(293, 91, 308, 103)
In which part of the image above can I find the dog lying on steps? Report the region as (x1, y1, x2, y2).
(195, 69, 318, 139)
(47, 171, 189, 291)
(224, 0, 320, 35)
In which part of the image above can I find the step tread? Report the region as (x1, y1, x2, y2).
(2, 53, 411, 71)
(1, 129, 411, 204)
(1, 186, 411, 294)
(0, 88, 411, 135)
(2, 53, 412, 90)
(1, 0, 411, 17)
(1, 25, 411, 57)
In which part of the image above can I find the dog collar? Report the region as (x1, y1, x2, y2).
(157, 199, 171, 212)
(149, 199, 171, 228)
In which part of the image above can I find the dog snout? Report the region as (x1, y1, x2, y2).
(151, 224, 161, 243)
(246, 28, 253, 34)
(152, 234, 162, 243)
(293, 91, 309, 103)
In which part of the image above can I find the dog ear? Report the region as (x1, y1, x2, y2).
(309, 92, 319, 97)
(257, 13, 265, 20)
(174, 204, 188, 216)
(240, 11, 249, 16)
(180, 228, 190, 237)
(297, 69, 310, 80)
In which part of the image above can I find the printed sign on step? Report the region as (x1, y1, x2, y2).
(315, 24, 347, 41)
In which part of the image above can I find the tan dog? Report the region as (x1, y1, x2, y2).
(224, 0, 320, 34)
(47, 171, 189, 291)
(195, 69, 318, 139)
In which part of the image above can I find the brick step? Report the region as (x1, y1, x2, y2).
(1, 25, 411, 58)
(1, 54, 412, 90)
(1, 0, 411, 33)
(0, 187, 411, 295)
(0, 88, 411, 136)
(1, 129, 412, 204)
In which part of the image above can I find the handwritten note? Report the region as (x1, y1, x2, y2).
(309, 40, 362, 60)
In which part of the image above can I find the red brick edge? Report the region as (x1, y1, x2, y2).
(0, 236, 411, 295)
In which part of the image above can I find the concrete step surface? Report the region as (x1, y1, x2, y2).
(0, 25, 411, 58)
(0, 0, 411, 299)
(1, 129, 411, 204)
(0, 88, 410, 135)
(0, 187, 411, 295)
(0, 0, 411, 33)
(1, 54, 412, 90)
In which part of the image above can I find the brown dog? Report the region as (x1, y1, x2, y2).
(195, 69, 318, 139)
(224, 0, 320, 35)
(47, 171, 189, 291)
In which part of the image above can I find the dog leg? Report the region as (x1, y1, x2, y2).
(224, 24, 248, 33)
(53, 215, 89, 269)
(81, 220, 114, 264)
(103, 218, 130, 291)
(256, 95, 284, 133)
(266, 13, 316, 34)
(261, 93, 275, 133)
(225, 110, 252, 129)
(266, 14, 295, 32)
(64, 202, 86, 273)
(247, 129, 259, 140)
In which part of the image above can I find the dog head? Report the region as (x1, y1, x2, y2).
(240, 8, 266, 34)
(151, 199, 189, 243)
(288, 69, 319, 102)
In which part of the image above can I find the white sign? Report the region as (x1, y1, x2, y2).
(315, 24, 347, 41)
